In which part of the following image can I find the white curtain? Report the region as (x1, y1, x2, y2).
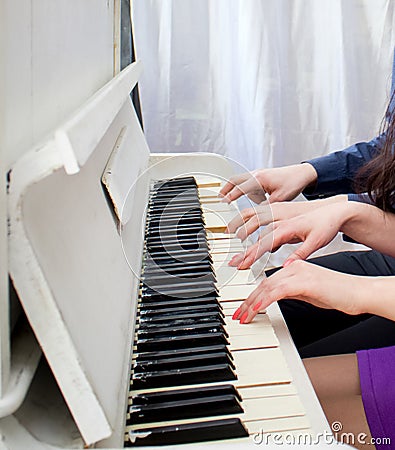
(133, 0, 395, 172)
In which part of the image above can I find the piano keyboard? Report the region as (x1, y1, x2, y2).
(124, 176, 311, 447)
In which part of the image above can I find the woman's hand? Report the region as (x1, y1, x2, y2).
(229, 201, 349, 269)
(219, 163, 318, 204)
(232, 260, 371, 324)
(227, 196, 347, 241)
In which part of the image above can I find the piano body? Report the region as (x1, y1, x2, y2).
(2, 61, 333, 448)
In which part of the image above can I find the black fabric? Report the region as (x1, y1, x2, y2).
(266, 250, 395, 358)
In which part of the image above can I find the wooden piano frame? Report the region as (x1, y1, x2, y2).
(4, 61, 331, 448)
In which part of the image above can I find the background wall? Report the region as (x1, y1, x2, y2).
(133, 0, 395, 172)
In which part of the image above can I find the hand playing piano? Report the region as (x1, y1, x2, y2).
(228, 201, 348, 269)
(232, 260, 371, 324)
(227, 195, 347, 241)
(219, 163, 318, 204)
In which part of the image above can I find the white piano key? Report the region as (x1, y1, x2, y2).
(224, 314, 273, 333)
(209, 244, 244, 254)
(198, 186, 222, 198)
(220, 300, 244, 315)
(238, 383, 298, 399)
(194, 175, 222, 188)
(207, 231, 236, 240)
(221, 302, 266, 317)
(203, 211, 239, 229)
(230, 332, 278, 351)
(125, 395, 305, 432)
(209, 236, 242, 246)
(215, 267, 255, 286)
(246, 416, 311, 434)
(211, 251, 240, 264)
(199, 197, 223, 204)
(233, 347, 292, 386)
(218, 284, 256, 302)
(202, 202, 237, 213)
(242, 395, 305, 421)
(208, 238, 245, 252)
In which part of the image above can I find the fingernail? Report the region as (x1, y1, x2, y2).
(283, 259, 294, 268)
(238, 258, 250, 270)
(232, 307, 242, 320)
(240, 311, 249, 324)
(253, 300, 262, 311)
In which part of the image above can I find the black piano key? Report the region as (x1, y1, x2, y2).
(141, 284, 218, 301)
(143, 262, 212, 274)
(140, 292, 217, 304)
(138, 304, 223, 318)
(136, 332, 229, 352)
(148, 219, 204, 230)
(148, 207, 202, 217)
(146, 241, 208, 253)
(138, 311, 224, 326)
(146, 250, 208, 260)
(141, 277, 216, 291)
(147, 213, 202, 222)
(151, 187, 198, 196)
(145, 239, 207, 249)
(144, 253, 211, 265)
(147, 226, 204, 236)
(134, 344, 231, 362)
(131, 384, 242, 405)
(146, 231, 207, 244)
(142, 270, 213, 281)
(125, 418, 249, 446)
(136, 323, 227, 341)
(154, 176, 196, 185)
(133, 351, 235, 373)
(138, 297, 221, 311)
(127, 394, 243, 425)
(131, 363, 237, 389)
(142, 269, 215, 281)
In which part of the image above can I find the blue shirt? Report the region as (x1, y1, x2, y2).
(303, 134, 385, 201)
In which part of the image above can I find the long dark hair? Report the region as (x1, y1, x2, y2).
(356, 91, 395, 212)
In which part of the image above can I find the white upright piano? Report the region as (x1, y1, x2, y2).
(2, 61, 333, 449)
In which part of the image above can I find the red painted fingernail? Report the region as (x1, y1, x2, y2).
(240, 311, 248, 324)
(253, 300, 262, 311)
(232, 307, 242, 320)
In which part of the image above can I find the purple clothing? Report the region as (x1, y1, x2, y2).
(357, 346, 395, 449)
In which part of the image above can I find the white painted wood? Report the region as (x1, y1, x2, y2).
(3, 0, 115, 170)
(8, 62, 147, 446)
(0, 324, 41, 418)
(113, 0, 121, 75)
(0, 0, 10, 398)
(266, 302, 332, 436)
(8, 140, 112, 445)
(101, 96, 150, 227)
(55, 61, 142, 174)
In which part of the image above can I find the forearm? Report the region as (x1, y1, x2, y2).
(339, 201, 395, 256)
(360, 277, 395, 321)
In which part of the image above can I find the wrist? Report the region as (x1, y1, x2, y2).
(362, 277, 395, 320)
(339, 201, 370, 235)
(300, 163, 318, 188)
